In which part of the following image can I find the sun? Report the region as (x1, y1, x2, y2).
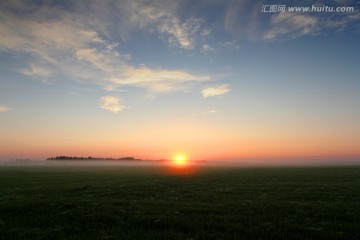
(172, 154, 188, 166)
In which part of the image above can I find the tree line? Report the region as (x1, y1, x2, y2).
(47, 156, 137, 160)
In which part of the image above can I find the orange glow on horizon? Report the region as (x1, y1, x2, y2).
(172, 153, 188, 166)
(165, 153, 196, 175)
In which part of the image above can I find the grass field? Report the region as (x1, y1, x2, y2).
(0, 163, 359, 239)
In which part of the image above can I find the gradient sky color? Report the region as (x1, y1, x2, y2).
(0, 0, 359, 162)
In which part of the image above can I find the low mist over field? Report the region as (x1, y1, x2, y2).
(1, 157, 359, 168)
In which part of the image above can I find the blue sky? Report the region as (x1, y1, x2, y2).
(0, 0, 359, 161)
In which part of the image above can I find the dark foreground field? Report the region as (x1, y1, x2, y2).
(0, 164, 359, 240)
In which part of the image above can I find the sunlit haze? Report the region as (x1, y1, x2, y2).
(172, 154, 188, 166)
(0, 0, 359, 163)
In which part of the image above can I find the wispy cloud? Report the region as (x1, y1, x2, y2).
(0, 5, 111, 83)
(221, 40, 241, 50)
(223, 0, 262, 40)
(263, 13, 318, 41)
(263, 11, 360, 41)
(19, 64, 51, 78)
(221, 0, 360, 42)
(82, 0, 204, 50)
(136, 3, 202, 50)
(0, 1, 211, 98)
(0, 105, 10, 112)
(102, 85, 122, 92)
(203, 109, 218, 114)
(110, 66, 210, 93)
(202, 44, 214, 52)
(202, 84, 230, 98)
(201, 28, 212, 36)
(158, 17, 202, 49)
(100, 96, 126, 113)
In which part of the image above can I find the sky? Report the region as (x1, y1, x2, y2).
(0, 0, 359, 162)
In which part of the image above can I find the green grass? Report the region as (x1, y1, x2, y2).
(0, 164, 359, 239)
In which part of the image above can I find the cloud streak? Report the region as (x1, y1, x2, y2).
(80, 0, 204, 50)
(202, 44, 214, 52)
(110, 66, 210, 93)
(19, 64, 51, 78)
(100, 96, 126, 113)
(202, 84, 230, 98)
(263, 13, 318, 41)
(0, 105, 10, 112)
(263, 10, 360, 41)
(158, 17, 201, 49)
(203, 109, 218, 114)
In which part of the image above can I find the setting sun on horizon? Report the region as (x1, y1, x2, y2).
(171, 153, 189, 166)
